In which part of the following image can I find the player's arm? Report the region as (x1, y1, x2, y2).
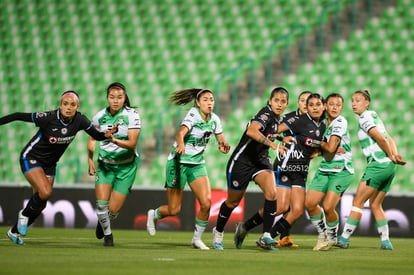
(174, 125, 189, 155)
(215, 133, 230, 154)
(385, 132, 406, 165)
(368, 126, 395, 161)
(246, 121, 285, 152)
(0, 112, 33, 125)
(111, 128, 140, 150)
(321, 135, 341, 161)
(87, 136, 97, 175)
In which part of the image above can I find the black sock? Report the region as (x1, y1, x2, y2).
(263, 199, 276, 233)
(244, 211, 263, 231)
(22, 192, 47, 226)
(270, 217, 291, 238)
(215, 202, 234, 232)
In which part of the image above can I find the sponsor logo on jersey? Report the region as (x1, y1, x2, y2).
(49, 135, 75, 144)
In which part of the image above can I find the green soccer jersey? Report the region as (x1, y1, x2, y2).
(319, 115, 354, 173)
(358, 110, 390, 163)
(92, 107, 141, 164)
(168, 107, 223, 164)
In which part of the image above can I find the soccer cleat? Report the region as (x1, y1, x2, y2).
(146, 209, 157, 236)
(256, 236, 279, 251)
(278, 235, 299, 247)
(234, 222, 248, 249)
(95, 222, 104, 239)
(192, 239, 210, 250)
(7, 229, 25, 245)
(335, 236, 350, 249)
(313, 236, 329, 251)
(212, 227, 224, 250)
(17, 209, 29, 237)
(103, 234, 114, 246)
(380, 240, 393, 250)
(322, 239, 337, 251)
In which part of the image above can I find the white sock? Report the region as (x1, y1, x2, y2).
(97, 204, 111, 236)
(193, 221, 207, 240)
(377, 224, 389, 241)
(310, 213, 326, 238)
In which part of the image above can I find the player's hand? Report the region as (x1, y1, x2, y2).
(218, 141, 231, 154)
(88, 162, 96, 176)
(174, 144, 185, 155)
(282, 136, 296, 144)
(394, 155, 407, 165)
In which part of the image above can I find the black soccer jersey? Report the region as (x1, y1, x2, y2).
(230, 105, 280, 166)
(19, 109, 106, 166)
(276, 113, 326, 166)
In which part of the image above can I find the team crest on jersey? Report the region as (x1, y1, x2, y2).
(30, 159, 37, 164)
(287, 117, 295, 124)
(35, 112, 47, 118)
(233, 180, 239, 187)
(259, 113, 269, 122)
(61, 128, 67, 135)
(281, 175, 288, 183)
(49, 136, 58, 144)
(211, 121, 217, 131)
(118, 116, 124, 125)
(316, 130, 320, 137)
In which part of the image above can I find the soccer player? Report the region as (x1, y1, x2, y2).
(336, 90, 406, 250)
(1, 91, 118, 245)
(305, 93, 354, 251)
(212, 87, 293, 251)
(146, 88, 230, 250)
(87, 82, 141, 246)
(234, 93, 326, 249)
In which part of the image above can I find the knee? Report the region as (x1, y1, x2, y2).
(198, 199, 211, 213)
(321, 203, 335, 214)
(369, 202, 383, 212)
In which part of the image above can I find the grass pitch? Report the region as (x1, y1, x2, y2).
(1, 226, 413, 275)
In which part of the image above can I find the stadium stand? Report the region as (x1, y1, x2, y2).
(0, 1, 411, 193)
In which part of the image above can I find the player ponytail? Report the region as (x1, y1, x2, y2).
(169, 88, 213, 106)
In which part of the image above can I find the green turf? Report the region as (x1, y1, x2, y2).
(1, 226, 413, 274)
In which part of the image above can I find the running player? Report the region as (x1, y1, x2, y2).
(87, 82, 141, 246)
(212, 87, 293, 251)
(234, 93, 326, 249)
(146, 88, 230, 250)
(305, 93, 354, 251)
(336, 90, 406, 250)
(1, 91, 118, 245)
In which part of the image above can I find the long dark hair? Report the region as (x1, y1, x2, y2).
(169, 88, 213, 106)
(106, 82, 135, 108)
